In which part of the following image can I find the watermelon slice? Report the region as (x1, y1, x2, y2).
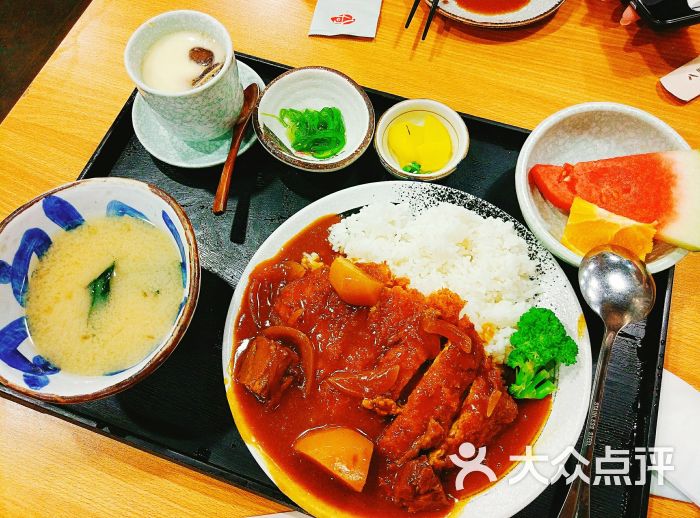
(529, 150, 700, 250)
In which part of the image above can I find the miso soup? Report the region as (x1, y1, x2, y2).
(25, 216, 184, 376)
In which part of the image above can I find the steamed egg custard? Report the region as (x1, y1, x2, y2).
(387, 111, 453, 174)
(25, 216, 184, 376)
(141, 30, 225, 93)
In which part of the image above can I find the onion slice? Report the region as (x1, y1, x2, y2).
(422, 318, 472, 353)
(487, 390, 502, 418)
(262, 326, 315, 397)
(326, 365, 401, 399)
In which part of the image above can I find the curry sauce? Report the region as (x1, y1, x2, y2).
(232, 215, 551, 516)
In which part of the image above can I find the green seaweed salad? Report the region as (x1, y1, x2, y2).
(270, 107, 346, 160)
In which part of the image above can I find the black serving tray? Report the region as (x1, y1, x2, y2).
(1, 54, 672, 518)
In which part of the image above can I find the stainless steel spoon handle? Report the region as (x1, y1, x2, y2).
(557, 327, 618, 518)
(561, 246, 656, 518)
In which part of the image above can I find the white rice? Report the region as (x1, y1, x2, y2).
(328, 202, 539, 362)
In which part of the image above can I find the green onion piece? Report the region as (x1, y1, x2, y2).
(276, 107, 346, 160)
(87, 262, 115, 317)
(402, 161, 423, 174)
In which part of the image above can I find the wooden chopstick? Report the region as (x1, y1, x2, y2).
(405, 0, 421, 28)
(422, 0, 440, 40)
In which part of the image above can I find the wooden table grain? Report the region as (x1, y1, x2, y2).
(0, 1, 698, 517)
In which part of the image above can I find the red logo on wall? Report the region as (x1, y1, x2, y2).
(330, 13, 356, 25)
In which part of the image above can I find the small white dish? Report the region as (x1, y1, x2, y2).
(374, 99, 469, 181)
(132, 61, 265, 169)
(515, 102, 689, 273)
(252, 66, 375, 173)
(426, 0, 565, 28)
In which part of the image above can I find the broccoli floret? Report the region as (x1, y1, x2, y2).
(506, 307, 578, 399)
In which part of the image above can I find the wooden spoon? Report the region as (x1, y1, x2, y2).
(213, 83, 260, 214)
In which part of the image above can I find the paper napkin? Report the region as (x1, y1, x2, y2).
(309, 0, 382, 38)
(650, 369, 700, 506)
(650, 473, 691, 503)
(660, 56, 700, 102)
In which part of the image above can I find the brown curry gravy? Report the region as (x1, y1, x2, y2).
(233, 214, 552, 516)
(455, 0, 529, 15)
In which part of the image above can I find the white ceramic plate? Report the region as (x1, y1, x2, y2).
(222, 181, 591, 518)
(425, 0, 565, 28)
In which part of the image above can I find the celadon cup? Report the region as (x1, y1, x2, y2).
(125, 10, 244, 142)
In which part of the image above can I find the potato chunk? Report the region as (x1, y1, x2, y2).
(328, 257, 383, 306)
(293, 427, 374, 492)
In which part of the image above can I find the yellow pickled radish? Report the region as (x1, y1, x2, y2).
(561, 197, 657, 261)
(386, 112, 452, 173)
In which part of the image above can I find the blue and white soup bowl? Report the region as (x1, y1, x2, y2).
(0, 178, 200, 403)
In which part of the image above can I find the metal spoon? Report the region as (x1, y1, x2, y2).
(213, 83, 260, 215)
(557, 245, 656, 518)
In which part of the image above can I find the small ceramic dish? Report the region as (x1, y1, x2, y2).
(0, 178, 200, 403)
(515, 102, 689, 273)
(252, 66, 375, 173)
(374, 99, 469, 181)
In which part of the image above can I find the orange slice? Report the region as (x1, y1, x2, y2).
(561, 197, 657, 260)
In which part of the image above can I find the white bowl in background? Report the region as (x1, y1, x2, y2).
(252, 66, 375, 172)
(374, 99, 470, 181)
(515, 102, 689, 273)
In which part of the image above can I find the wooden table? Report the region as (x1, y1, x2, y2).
(0, 1, 698, 516)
